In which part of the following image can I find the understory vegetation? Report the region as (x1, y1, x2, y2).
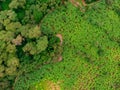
(0, 0, 120, 90)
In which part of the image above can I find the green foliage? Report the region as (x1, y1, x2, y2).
(21, 0, 62, 24)
(84, 0, 99, 4)
(14, 8, 25, 22)
(9, 0, 26, 9)
(14, 0, 120, 90)
(36, 36, 48, 54)
(0, 0, 62, 89)
(0, 0, 11, 10)
(49, 36, 60, 46)
(1, 0, 119, 90)
(22, 36, 48, 55)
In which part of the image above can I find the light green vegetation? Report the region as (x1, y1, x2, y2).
(14, 0, 120, 90)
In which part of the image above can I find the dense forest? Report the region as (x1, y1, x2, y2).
(0, 0, 120, 90)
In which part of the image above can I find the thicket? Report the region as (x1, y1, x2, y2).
(0, 0, 64, 89)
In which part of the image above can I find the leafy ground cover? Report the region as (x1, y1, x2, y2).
(14, 0, 120, 90)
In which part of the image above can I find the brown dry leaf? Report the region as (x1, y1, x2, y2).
(12, 34, 23, 45)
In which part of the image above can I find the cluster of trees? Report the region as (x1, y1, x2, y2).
(0, 0, 63, 89)
(0, 10, 20, 77)
(13, 0, 120, 89)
